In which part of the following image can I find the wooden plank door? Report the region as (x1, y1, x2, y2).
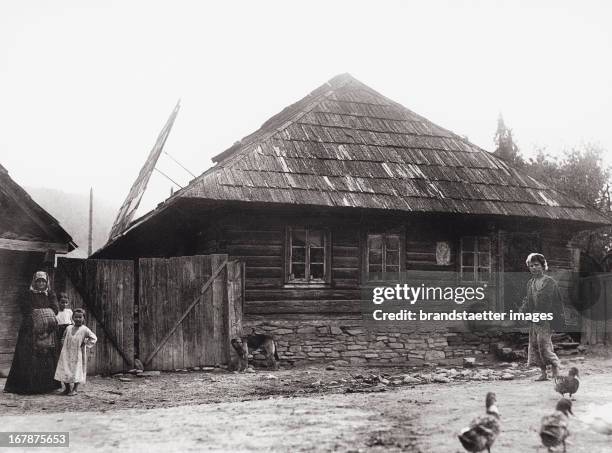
(139, 254, 240, 371)
(56, 257, 135, 375)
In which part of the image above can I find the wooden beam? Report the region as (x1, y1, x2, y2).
(0, 238, 70, 253)
(143, 258, 229, 366)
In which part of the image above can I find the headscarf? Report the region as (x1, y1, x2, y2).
(29, 271, 49, 295)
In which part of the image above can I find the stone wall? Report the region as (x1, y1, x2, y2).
(243, 319, 510, 367)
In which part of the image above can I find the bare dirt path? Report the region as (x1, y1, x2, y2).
(410, 359, 612, 453)
(1, 357, 611, 452)
(0, 394, 390, 452)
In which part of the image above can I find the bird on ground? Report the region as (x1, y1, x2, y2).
(540, 398, 573, 453)
(580, 402, 612, 436)
(554, 367, 580, 399)
(458, 392, 501, 453)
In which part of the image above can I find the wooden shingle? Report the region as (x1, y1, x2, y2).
(169, 74, 611, 225)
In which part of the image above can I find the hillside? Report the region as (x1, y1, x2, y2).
(26, 187, 118, 258)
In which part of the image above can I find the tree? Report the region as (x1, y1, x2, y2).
(493, 114, 523, 166)
(522, 147, 562, 189)
(525, 143, 610, 210)
(490, 115, 612, 261)
(560, 144, 610, 210)
(523, 144, 612, 261)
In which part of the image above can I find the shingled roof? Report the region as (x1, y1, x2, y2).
(0, 163, 76, 251)
(167, 73, 607, 225)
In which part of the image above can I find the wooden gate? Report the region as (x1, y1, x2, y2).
(138, 254, 243, 371)
(56, 254, 243, 374)
(57, 257, 135, 375)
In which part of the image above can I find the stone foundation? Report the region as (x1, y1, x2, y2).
(243, 319, 512, 367)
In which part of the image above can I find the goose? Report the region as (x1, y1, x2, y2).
(540, 398, 572, 453)
(554, 367, 580, 399)
(458, 392, 501, 453)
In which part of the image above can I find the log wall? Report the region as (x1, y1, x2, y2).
(94, 205, 588, 367)
(198, 212, 365, 317)
(198, 210, 496, 320)
(0, 250, 45, 374)
(195, 209, 583, 366)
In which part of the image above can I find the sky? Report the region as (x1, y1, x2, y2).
(1, 0, 611, 219)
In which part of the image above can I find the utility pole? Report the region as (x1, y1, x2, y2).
(88, 187, 93, 256)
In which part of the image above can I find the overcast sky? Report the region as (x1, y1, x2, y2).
(1, 0, 611, 218)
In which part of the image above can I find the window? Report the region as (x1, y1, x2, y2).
(366, 233, 402, 281)
(286, 227, 329, 284)
(460, 236, 491, 283)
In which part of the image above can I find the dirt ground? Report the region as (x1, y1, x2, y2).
(1, 356, 611, 452)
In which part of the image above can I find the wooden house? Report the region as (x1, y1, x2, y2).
(94, 74, 610, 365)
(0, 163, 75, 373)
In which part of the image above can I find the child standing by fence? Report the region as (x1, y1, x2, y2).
(54, 309, 97, 396)
(55, 293, 73, 357)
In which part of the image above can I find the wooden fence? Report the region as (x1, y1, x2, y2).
(580, 273, 612, 345)
(57, 258, 135, 375)
(56, 254, 243, 374)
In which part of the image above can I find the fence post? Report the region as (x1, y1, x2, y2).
(226, 260, 244, 366)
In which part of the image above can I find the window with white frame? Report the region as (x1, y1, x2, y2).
(460, 236, 491, 283)
(286, 227, 329, 283)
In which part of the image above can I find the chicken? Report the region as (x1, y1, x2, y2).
(554, 367, 580, 399)
(458, 392, 501, 453)
(581, 402, 612, 436)
(540, 398, 572, 453)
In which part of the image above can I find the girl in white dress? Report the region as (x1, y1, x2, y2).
(54, 309, 97, 396)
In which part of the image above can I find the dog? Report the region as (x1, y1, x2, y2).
(231, 330, 280, 371)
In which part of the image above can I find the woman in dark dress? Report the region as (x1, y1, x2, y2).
(4, 271, 62, 394)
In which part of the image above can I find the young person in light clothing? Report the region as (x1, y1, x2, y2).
(520, 253, 562, 381)
(54, 309, 97, 396)
(55, 292, 73, 356)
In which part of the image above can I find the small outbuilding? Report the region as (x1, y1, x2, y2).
(95, 74, 609, 365)
(0, 163, 76, 373)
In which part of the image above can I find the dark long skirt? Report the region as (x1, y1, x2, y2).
(4, 318, 61, 394)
